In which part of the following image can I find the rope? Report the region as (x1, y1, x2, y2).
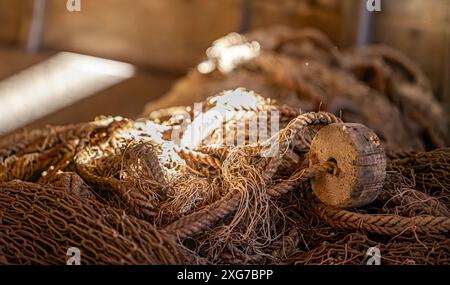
(76, 163, 156, 219)
(262, 112, 341, 179)
(316, 203, 450, 236)
(164, 112, 341, 240)
(176, 147, 222, 169)
(267, 161, 336, 197)
(164, 190, 241, 239)
(164, 160, 335, 239)
(386, 150, 418, 160)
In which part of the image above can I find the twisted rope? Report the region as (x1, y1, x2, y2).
(316, 203, 450, 236)
(267, 161, 336, 197)
(76, 163, 156, 219)
(165, 112, 341, 239)
(263, 112, 341, 178)
(176, 147, 222, 169)
(164, 161, 335, 239)
(164, 190, 241, 239)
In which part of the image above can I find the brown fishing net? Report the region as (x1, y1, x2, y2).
(142, 26, 449, 151)
(0, 179, 184, 265)
(0, 88, 449, 265)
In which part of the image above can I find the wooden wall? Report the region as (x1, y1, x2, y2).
(0, 0, 351, 71)
(371, 0, 450, 108)
(0, 0, 448, 104)
(248, 0, 366, 47)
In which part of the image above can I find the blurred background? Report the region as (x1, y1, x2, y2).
(0, 0, 448, 136)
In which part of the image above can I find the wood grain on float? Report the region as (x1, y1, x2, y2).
(309, 123, 386, 208)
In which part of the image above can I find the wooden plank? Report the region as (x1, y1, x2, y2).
(249, 0, 343, 45)
(376, 0, 449, 23)
(443, 4, 450, 117)
(443, 19, 450, 117)
(371, 0, 450, 100)
(339, 0, 365, 47)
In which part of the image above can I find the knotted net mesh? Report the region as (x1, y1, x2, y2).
(0, 89, 448, 265)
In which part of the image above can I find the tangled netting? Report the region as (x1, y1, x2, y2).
(0, 89, 449, 265)
(142, 26, 449, 152)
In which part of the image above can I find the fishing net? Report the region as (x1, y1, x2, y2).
(0, 179, 185, 265)
(142, 26, 449, 151)
(0, 88, 448, 265)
